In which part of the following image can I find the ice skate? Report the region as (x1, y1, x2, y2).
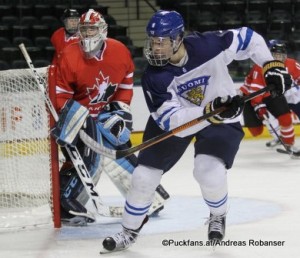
(101, 227, 139, 253)
(206, 213, 226, 249)
(101, 216, 148, 253)
(276, 145, 300, 158)
(266, 138, 281, 148)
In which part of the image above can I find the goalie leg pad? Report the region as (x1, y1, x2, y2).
(61, 199, 95, 226)
(101, 139, 136, 196)
(51, 99, 89, 146)
(101, 141, 168, 216)
(60, 117, 103, 217)
(149, 184, 170, 216)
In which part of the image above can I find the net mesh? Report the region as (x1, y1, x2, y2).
(0, 68, 51, 214)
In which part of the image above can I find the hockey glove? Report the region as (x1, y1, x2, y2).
(263, 60, 292, 97)
(51, 99, 89, 147)
(204, 95, 244, 124)
(253, 103, 268, 120)
(97, 101, 133, 146)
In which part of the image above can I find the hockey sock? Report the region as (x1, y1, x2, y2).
(278, 113, 294, 145)
(193, 154, 228, 215)
(122, 165, 163, 230)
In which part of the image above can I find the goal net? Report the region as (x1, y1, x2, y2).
(0, 67, 60, 229)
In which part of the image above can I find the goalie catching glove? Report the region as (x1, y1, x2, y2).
(204, 95, 244, 124)
(97, 101, 133, 146)
(263, 60, 292, 97)
(51, 99, 89, 146)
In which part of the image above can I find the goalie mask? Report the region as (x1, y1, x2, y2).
(62, 9, 80, 35)
(144, 10, 184, 66)
(269, 39, 287, 63)
(79, 9, 108, 59)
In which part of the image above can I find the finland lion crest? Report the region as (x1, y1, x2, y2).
(177, 75, 210, 106)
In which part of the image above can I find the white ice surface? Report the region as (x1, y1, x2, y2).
(0, 138, 299, 258)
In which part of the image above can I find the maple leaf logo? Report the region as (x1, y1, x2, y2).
(87, 71, 117, 105)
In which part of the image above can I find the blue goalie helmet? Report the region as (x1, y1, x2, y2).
(144, 10, 185, 66)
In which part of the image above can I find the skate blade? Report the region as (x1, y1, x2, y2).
(276, 148, 300, 158)
(291, 154, 300, 159)
(100, 248, 120, 254)
(209, 239, 220, 251)
(100, 248, 111, 254)
(100, 246, 129, 254)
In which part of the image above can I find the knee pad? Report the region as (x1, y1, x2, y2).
(127, 165, 163, 205)
(193, 154, 227, 190)
(193, 155, 228, 214)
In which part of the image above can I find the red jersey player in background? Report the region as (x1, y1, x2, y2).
(50, 9, 80, 65)
(241, 40, 300, 156)
(51, 9, 169, 225)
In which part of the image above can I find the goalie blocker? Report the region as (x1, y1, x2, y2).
(51, 100, 170, 225)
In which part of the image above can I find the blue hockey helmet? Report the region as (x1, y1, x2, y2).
(146, 10, 184, 40)
(144, 10, 185, 66)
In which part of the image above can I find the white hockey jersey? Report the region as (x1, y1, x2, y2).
(142, 27, 273, 137)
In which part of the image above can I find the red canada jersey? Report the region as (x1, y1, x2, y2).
(55, 38, 134, 118)
(241, 58, 300, 107)
(50, 27, 79, 65)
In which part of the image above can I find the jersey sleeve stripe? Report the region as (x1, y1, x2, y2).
(125, 72, 133, 78)
(119, 83, 133, 89)
(237, 27, 253, 52)
(250, 83, 265, 90)
(154, 106, 179, 131)
(56, 86, 74, 95)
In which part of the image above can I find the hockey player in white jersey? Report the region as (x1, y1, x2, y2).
(101, 10, 292, 252)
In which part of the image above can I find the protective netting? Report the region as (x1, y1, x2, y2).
(0, 68, 51, 215)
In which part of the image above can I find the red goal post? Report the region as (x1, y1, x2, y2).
(0, 65, 61, 228)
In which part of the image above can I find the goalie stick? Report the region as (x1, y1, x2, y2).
(18, 43, 123, 218)
(80, 86, 273, 160)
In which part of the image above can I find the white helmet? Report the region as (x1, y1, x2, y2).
(79, 9, 108, 58)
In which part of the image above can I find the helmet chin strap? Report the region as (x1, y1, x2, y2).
(169, 39, 186, 66)
(173, 37, 183, 54)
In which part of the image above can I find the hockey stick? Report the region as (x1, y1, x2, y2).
(263, 114, 300, 157)
(18, 43, 123, 218)
(80, 86, 273, 160)
(262, 114, 289, 152)
(263, 115, 300, 157)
